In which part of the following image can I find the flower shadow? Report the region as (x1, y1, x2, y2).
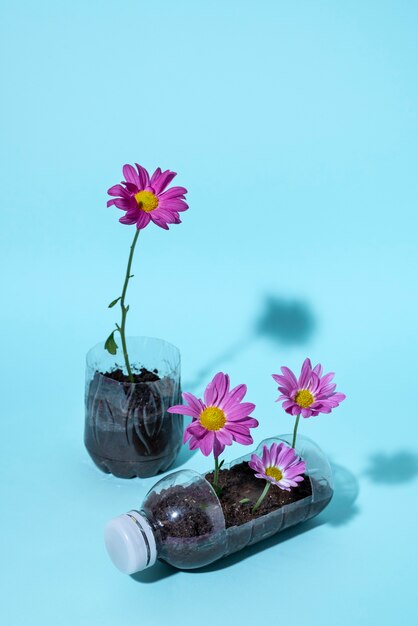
(255, 295, 316, 346)
(184, 294, 316, 391)
(365, 451, 418, 485)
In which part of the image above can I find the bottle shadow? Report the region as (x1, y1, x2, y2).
(364, 450, 418, 485)
(184, 294, 316, 391)
(131, 462, 359, 581)
(192, 516, 324, 574)
(319, 462, 359, 527)
(130, 560, 177, 584)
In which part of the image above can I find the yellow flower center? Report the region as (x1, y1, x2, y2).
(295, 389, 314, 408)
(134, 190, 159, 213)
(265, 466, 283, 481)
(199, 406, 226, 431)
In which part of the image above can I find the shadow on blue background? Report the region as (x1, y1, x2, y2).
(131, 462, 358, 583)
(256, 294, 316, 346)
(365, 451, 418, 485)
(169, 440, 196, 469)
(174, 293, 316, 468)
(321, 463, 359, 527)
(184, 294, 316, 391)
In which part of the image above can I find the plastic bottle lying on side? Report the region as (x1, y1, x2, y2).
(104, 434, 333, 573)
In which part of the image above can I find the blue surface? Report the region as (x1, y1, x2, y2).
(1, 1, 418, 624)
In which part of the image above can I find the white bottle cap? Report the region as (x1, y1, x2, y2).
(104, 510, 157, 574)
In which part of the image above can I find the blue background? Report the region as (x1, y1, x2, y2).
(1, 1, 418, 624)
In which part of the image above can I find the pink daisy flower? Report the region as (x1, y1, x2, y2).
(167, 372, 258, 458)
(249, 442, 306, 491)
(272, 358, 346, 418)
(107, 163, 188, 230)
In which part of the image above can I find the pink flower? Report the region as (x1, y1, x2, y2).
(272, 358, 346, 418)
(107, 163, 188, 230)
(168, 372, 258, 457)
(249, 442, 306, 491)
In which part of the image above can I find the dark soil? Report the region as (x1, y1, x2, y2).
(206, 461, 312, 528)
(145, 461, 313, 538)
(84, 367, 183, 478)
(104, 367, 160, 383)
(145, 482, 214, 541)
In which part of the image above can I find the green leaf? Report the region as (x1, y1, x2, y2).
(104, 330, 118, 355)
(108, 297, 121, 308)
(239, 498, 250, 504)
(218, 459, 225, 470)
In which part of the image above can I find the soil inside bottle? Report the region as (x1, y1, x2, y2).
(206, 461, 312, 527)
(85, 365, 183, 478)
(103, 367, 160, 383)
(146, 461, 313, 539)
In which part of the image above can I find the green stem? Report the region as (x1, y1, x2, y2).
(252, 481, 271, 513)
(118, 228, 140, 383)
(292, 413, 301, 449)
(213, 456, 220, 487)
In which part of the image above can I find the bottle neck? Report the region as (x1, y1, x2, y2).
(105, 509, 157, 574)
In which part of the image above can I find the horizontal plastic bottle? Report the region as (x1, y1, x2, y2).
(105, 434, 333, 573)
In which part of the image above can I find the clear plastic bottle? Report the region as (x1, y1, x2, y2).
(84, 336, 183, 478)
(105, 434, 333, 572)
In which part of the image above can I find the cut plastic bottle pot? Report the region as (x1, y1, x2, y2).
(84, 336, 183, 479)
(105, 434, 333, 571)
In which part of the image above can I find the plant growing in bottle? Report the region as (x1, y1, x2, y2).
(167, 371, 259, 495)
(84, 163, 189, 479)
(104, 360, 345, 572)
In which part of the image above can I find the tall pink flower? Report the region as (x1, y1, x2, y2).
(272, 358, 346, 419)
(168, 372, 258, 458)
(107, 163, 188, 230)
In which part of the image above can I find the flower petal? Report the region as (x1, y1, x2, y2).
(313, 363, 323, 377)
(119, 214, 138, 225)
(272, 374, 294, 391)
(151, 169, 177, 194)
(108, 184, 130, 197)
(182, 391, 205, 415)
(214, 372, 230, 404)
(186, 421, 206, 438)
(226, 402, 256, 420)
(149, 213, 170, 229)
(159, 186, 188, 200)
(199, 431, 215, 456)
(167, 404, 199, 418)
(123, 164, 140, 186)
(298, 358, 312, 388)
(136, 212, 151, 229)
(135, 163, 150, 189)
(113, 197, 133, 210)
(213, 436, 225, 458)
(280, 366, 298, 387)
(223, 384, 247, 408)
(216, 428, 234, 445)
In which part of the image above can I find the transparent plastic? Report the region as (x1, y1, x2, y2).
(84, 336, 183, 478)
(105, 434, 333, 571)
